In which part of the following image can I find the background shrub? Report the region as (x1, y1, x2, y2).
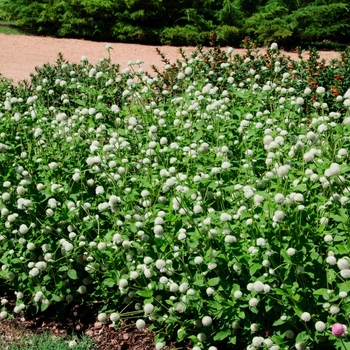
(0, 0, 349, 48)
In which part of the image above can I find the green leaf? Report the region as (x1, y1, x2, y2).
(177, 329, 186, 341)
(327, 269, 336, 284)
(213, 330, 230, 341)
(103, 278, 115, 287)
(338, 282, 350, 293)
(51, 294, 62, 302)
(280, 249, 291, 263)
(68, 269, 78, 280)
(249, 263, 262, 276)
(137, 289, 152, 298)
(208, 277, 220, 286)
(41, 303, 50, 312)
(313, 288, 328, 296)
(193, 275, 205, 287)
(293, 184, 307, 192)
(273, 318, 285, 326)
(296, 331, 308, 343)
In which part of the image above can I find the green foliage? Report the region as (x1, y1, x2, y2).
(0, 331, 96, 350)
(0, 0, 349, 47)
(243, 1, 295, 45)
(160, 25, 211, 46)
(289, 3, 350, 43)
(2, 41, 350, 349)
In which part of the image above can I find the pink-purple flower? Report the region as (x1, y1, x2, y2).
(332, 323, 345, 337)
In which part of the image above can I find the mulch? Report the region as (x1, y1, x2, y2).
(0, 300, 182, 350)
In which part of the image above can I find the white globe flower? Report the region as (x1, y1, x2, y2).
(97, 312, 108, 324)
(270, 42, 278, 50)
(249, 298, 259, 307)
(252, 336, 264, 347)
(300, 312, 311, 322)
(202, 316, 213, 326)
(110, 313, 120, 323)
(136, 319, 146, 329)
(315, 321, 326, 332)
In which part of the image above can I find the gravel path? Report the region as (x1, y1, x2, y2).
(0, 33, 342, 84)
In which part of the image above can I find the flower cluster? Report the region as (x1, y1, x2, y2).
(0, 43, 350, 350)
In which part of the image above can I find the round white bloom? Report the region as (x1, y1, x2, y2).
(27, 242, 35, 250)
(253, 281, 264, 292)
(97, 242, 106, 250)
(300, 312, 311, 322)
(270, 43, 278, 50)
(119, 279, 128, 288)
(274, 193, 285, 204)
(130, 271, 139, 279)
(324, 235, 333, 243)
(221, 161, 231, 169)
(194, 256, 203, 264)
(202, 316, 213, 326)
(339, 291, 347, 298)
(252, 336, 264, 347)
(206, 287, 215, 296)
(337, 258, 350, 270)
(234, 290, 242, 298)
(110, 313, 120, 323)
(277, 166, 289, 177)
(197, 333, 206, 342)
(156, 342, 164, 350)
(96, 186, 105, 195)
(153, 225, 164, 236)
(155, 259, 166, 270)
(250, 323, 259, 332)
(315, 321, 326, 332)
(295, 342, 307, 350)
(286, 248, 296, 256)
(48, 162, 58, 170)
(144, 303, 154, 314)
(97, 312, 108, 324)
(316, 87, 325, 94)
(169, 283, 179, 292)
(328, 163, 340, 176)
(29, 267, 40, 276)
(220, 213, 232, 222)
(77, 285, 87, 294)
(256, 238, 266, 246)
(249, 298, 259, 307)
(264, 338, 273, 348)
(330, 305, 340, 314)
(19, 224, 29, 235)
(273, 210, 285, 222)
(136, 319, 146, 329)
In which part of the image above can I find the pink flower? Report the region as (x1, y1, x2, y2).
(332, 323, 345, 337)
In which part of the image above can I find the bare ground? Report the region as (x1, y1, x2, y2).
(0, 33, 343, 84)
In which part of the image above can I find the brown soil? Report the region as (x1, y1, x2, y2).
(0, 33, 343, 84)
(0, 299, 181, 350)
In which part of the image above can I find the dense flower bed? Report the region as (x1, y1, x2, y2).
(1, 41, 350, 350)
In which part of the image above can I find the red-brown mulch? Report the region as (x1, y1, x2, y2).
(0, 299, 182, 350)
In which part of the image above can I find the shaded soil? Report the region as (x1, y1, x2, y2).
(0, 33, 343, 84)
(0, 300, 181, 350)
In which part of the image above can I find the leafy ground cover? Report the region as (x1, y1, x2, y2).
(0, 20, 26, 35)
(1, 40, 350, 350)
(0, 322, 95, 350)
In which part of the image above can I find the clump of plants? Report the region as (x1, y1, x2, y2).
(1, 40, 350, 350)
